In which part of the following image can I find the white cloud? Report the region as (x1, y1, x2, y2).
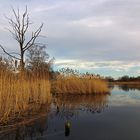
(33, 4, 61, 13)
(72, 17, 113, 28)
(55, 59, 140, 73)
(1, 0, 140, 77)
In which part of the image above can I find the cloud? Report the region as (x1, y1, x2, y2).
(55, 59, 140, 75)
(72, 17, 113, 28)
(0, 0, 140, 77)
(34, 5, 58, 12)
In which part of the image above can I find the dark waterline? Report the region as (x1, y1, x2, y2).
(1, 85, 140, 140)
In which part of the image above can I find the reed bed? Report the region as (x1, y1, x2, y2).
(52, 77, 109, 94)
(0, 71, 51, 124)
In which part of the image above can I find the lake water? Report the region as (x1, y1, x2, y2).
(1, 84, 140, 140)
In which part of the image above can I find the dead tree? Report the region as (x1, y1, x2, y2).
(0, 6, 43, 73)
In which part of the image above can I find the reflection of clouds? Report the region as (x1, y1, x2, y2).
(109, 93, 140, 106)
(131, 92, 140, 100)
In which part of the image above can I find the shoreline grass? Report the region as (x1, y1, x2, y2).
(51, 77, 109, 95)
(109, 81, 140, 85)
(0, 66, 109, 125)
(0, 71, 51, 124)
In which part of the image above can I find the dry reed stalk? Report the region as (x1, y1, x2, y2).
(0, 70, 51, 124)
(52, 77, 109, 95)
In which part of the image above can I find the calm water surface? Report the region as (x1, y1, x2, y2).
(1, 85, 140, 140)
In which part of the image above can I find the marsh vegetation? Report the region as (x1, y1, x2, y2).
(51, 69, 109, 95)
(0, 60, 109, 125)
(0, 58, 51, 124)
(0, 7, 109, 127)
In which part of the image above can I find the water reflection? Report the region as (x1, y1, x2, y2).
(53, 94, 109, 119)
(1, 86, 140, 140)
(109, 84, 140, 107)
(0, 115, 48, 140)
(108, 84, 115, 90)
(0, 94, 109, 139)
(118, 84, 140, 91)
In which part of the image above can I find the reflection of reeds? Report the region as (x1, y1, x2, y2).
(53, 94, 109, 119)
(52, 78, 109, 94)
(0, 70, 51, 124)
(0, 112, 49, 140)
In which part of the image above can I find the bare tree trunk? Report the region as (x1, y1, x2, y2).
(20, 52, 25, 73)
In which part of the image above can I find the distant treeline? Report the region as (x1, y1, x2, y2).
(105, 75, 140, 82)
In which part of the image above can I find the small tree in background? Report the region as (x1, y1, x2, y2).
(26, 44, 54, 79)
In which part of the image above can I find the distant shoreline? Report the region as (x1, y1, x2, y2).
(109, 81, 140, 85)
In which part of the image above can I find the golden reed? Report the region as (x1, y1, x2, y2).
(52, 76, 109, 95)
(0, 70, 51, 124)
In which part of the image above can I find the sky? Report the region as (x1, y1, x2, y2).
(0, 0, 140, 78)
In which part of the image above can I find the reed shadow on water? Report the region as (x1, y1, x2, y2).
(0, 93, 109, 139)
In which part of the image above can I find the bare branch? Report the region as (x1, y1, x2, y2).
(23, 23, 43, 51)
(9, 52, 21, 56)
(0, 45, 20, 60)
(3, 6, 44, 71)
